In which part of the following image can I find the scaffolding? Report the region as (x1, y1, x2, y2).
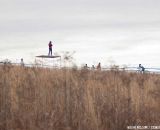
(35, 55, 61, 68)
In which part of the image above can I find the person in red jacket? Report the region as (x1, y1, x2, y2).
(48, 41, 53, 56)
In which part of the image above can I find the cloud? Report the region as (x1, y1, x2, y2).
(0, 0, 160, 66)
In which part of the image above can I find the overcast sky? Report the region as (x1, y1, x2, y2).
(0, 0, 160, 67)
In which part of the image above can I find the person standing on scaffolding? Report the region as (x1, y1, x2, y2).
(48, 41, 53, 56)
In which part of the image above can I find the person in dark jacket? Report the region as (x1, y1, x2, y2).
(21, 58, 24, 67)
(139, 64, 145, 73)
(97, 62, 101, 70)
(48, 41, 53, 56)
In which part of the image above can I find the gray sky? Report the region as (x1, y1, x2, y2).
(0, 0, 160, 67)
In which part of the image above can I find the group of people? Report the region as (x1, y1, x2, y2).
(48, 41, 145, 72)
(42, 41, 147, 73)
(84, 63, 145, 73)
(20, 41, 146, 73)
(84, 62, 101, 70)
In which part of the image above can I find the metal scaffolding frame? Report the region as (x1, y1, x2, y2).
(35, 55, 61, 68)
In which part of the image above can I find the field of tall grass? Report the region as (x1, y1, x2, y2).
(0, 64, 160, 130)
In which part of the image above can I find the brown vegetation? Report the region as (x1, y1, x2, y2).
(0, 65, 160, 130)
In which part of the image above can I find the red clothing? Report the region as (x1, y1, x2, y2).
(48, 43, 53, 48)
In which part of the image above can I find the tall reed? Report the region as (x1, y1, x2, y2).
(0, 65, 159, 130)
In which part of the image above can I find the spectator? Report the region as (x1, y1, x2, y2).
(139, 64, 145, 73)
(97, 62, 101, 70)
(21, 58, 24, 67)
(84, 64, 88, 69)
(48, 41, 53, 56)
(92, 65, 95, 70)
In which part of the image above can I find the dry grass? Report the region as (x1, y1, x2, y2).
(0, 65, 160, 130)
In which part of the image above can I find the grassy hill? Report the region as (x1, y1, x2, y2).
(0, 65, 160, 130)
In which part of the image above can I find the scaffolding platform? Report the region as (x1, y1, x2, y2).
(36, 55, 61, 58)
(35, 55, 61, 67)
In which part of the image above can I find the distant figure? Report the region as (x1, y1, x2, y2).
(97, 62, 101, 70)
(139, 64, 145, 73)
(21, 58, 24, 67)
(84, 64, 88, 69)
(48, 41, 53, 56)
(92, 65, 95, 70)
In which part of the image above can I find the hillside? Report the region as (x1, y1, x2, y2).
(0, 65, 160, 130)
